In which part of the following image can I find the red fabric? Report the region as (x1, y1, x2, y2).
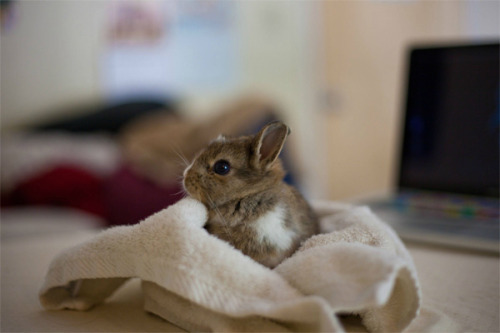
(103, 165, 184, 226)
(3, 164, 185, 226)
(5, 165, 108, 219)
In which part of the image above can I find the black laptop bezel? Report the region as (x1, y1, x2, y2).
(396, 41, 500, 198)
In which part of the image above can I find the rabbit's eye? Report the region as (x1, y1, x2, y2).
(213, 160, 231, 175)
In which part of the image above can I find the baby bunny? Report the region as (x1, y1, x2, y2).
(183, 121, 319, 268)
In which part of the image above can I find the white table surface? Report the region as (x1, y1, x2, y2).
(406, 242, 499, 332)
(1, 208, 498, 332)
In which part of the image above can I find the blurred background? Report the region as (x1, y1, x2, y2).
(1, 0, 498, 228)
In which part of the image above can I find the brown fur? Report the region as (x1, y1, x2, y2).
(183, 121, 319, 268)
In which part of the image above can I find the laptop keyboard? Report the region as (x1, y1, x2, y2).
(391, 192, 499, 221)
(369, 192, 500, 250)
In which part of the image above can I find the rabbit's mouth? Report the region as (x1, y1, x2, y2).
(182, 179, 196, 199)
(183, 179, 208, 205)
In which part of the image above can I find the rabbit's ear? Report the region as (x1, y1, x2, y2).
(251, 121, 290, 169)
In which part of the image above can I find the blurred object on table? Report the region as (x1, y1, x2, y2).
(121, 95, 281, 186)
(32, 99, 176, 135)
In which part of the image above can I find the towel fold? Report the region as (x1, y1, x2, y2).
(39, 198, 421, 332)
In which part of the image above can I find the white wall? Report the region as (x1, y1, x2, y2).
(464, 1, 500, 38)
(1, 1, 107, 127)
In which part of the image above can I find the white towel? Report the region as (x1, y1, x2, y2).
(39, 197, 421, 332)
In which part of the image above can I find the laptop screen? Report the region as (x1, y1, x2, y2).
(398, 43, 499, 198)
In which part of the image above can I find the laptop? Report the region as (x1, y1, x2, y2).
(369, 42, 499, 253)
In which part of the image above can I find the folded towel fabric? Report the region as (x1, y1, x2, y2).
(39, 198, 421, 332)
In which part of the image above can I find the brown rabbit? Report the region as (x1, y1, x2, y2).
(183, 121, 319, 268)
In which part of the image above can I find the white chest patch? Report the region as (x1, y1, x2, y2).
(253, 205, 295, 251)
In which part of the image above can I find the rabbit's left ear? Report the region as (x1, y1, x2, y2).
(251, 121, 290, 169)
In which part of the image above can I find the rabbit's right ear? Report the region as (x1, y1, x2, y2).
(251, 121, 290, 170)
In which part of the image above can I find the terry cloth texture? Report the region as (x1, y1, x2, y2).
(39, 198, 421, 332)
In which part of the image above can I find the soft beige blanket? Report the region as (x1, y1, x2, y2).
(39, 198, 421, 332)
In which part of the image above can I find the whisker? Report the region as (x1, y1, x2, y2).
(170, 188, 187, 197)
(205, 192, 231, 238)
(170, 143, 190, 167)
(173, 159, 189, 169)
